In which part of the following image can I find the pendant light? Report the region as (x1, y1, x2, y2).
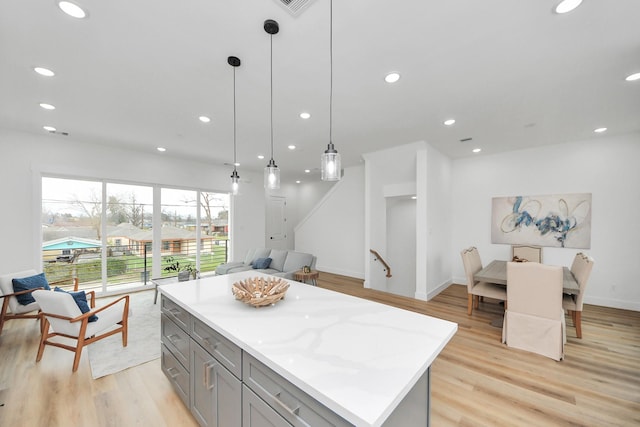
(228, 56, 241, 195)
(321, 0, 341, 181)
(264, 19, 281, 190)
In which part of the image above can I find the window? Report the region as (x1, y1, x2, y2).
(41, 176, 229, 292)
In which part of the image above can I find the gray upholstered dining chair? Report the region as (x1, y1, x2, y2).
(460, 247, 507, 315)
(511, 245, 542, 263)
(563, 252, 594, 338)
(503, 262, 565, 361)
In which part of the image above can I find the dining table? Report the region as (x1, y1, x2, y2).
(474, 260, 580, 295)
(473, 260, 579, 328)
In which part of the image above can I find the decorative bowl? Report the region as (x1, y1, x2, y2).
(231, 276, 289, 307)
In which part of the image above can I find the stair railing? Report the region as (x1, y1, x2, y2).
(370, 249, 392, 278)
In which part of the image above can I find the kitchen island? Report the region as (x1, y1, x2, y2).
(160, 271, 457, 427)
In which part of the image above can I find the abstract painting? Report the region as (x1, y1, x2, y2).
(491, 193, 592, 248)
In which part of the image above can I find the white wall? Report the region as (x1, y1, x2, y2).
(425, 145, 453, 298)
(0, 129, 266, 273)
(386, 197, 416, 297)
(295, 165, 365, 278)
(364, 142, 423, 292)
(451, 132, 640, 311)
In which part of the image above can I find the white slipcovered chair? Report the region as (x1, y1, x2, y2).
(33, 289, 129, 372)
(511, 245, 542, 263)
(460, 247, 507, 315)
(503, 262, 565, 361)
(563, 252, 594, 338)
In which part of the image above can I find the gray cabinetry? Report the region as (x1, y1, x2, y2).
(243, 385, 290, 427)
(161, 342, 190, 407)
(160, 296, 192, 409)
(191, 339, 242, 427)
(243, 353, 352, 427)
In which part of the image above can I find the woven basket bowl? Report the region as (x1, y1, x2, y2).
(231, 276, 289, 307)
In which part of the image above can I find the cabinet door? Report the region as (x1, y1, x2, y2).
(243, 385, 291, 427)
(190, 340, 241, 427)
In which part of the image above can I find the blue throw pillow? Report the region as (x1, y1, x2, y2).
(54, 287, 98, 322)
(12, 273, 51, 305)
(252, 257, 272, 269)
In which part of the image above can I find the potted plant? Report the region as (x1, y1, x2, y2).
(164, 256, 195, 282)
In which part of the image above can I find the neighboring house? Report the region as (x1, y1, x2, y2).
(42, 236, 102, 262)
(107, 224, 221, 257)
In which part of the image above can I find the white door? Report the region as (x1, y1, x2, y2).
(266, 196, 287, 249)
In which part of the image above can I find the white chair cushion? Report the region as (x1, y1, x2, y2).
(33, 290, 127, 339)
(0, 269, 39, 314)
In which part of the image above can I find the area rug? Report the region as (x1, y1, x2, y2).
(87, 290, 160, 379)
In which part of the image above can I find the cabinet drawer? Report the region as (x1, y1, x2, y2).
(161, 295, 191, 332)
(161, 313, 190, 369)
(243, 353, 352, 427)
(243, 384, 291, 427)
(161, 344, 190, 408)
(191, 316, 242, 379)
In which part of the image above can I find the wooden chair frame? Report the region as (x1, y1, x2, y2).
(36, 292, 129, 372)
(0, 277, 78, 335)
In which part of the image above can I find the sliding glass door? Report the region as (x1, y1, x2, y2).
(41, 176, 229, 293)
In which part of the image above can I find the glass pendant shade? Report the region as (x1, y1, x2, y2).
(230, 169, 240, 195)
(264, 159, 280, 190)
(321, 0, 342, 182)
(321, 142, 341, 181)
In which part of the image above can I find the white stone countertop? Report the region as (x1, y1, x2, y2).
(160, 271, 457, 427)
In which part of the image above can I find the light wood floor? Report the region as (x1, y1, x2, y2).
(1, 273, 638, 426)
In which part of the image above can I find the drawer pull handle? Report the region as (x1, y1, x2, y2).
(274, 392, 301, 417)
(167, 333, 180, 344)
(204, 361, 218, 390)
(167, 367, 180, 379)
(168, 308, 181, 315)
(203, 337, 220, 350)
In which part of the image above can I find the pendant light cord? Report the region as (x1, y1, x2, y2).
(329, 0, 333, 145)
(233, 65, 237, 170)
(270, 33, 274, 162)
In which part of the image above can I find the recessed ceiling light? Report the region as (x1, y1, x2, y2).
(411, 196, 417, 200)
(296, 180, 301, 184)
(625, 72, 640, 82)
(472, 148, 482, 153)
(258, 155, 265, 160)
(304, 169, 310, 173)
(199, 116, 211, 123)
(34, 67, 55, 77)
(385, 72, 400, 83)
(157, 147, 166, 152)
(233, 162, 240, 167)
(288, 145, 296, 150)
(554, 0, 582, 14)
(43, 126, 56, 132)
(39, 103, 55, 110)
(443, 119, 456, 126)
(58, 1, 87, 19)
(594, 127, 607, 133)
(300, 112, 311, 119)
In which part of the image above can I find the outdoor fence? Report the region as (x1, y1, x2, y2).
(43, 240, 228, 292)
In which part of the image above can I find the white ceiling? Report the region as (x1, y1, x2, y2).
(1, 0, 639, 183)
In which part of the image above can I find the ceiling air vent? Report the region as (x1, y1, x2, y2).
(273, 0, 317, 16)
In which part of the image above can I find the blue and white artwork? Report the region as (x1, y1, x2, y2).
(491, 193, 591, 248)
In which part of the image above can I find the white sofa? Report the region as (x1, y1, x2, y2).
(215, 248, 316, 280)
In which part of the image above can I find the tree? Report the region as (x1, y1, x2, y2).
(71, 190, 102, 239)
